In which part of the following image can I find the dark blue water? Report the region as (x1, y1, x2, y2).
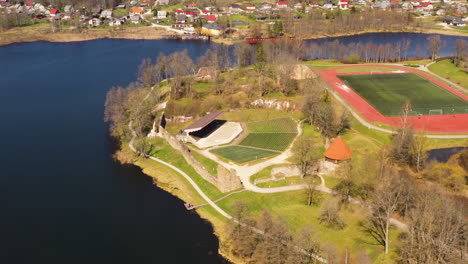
(0, 39, 228, 264)
(306, 32, 468, 57)
(0, 33, 465, 263)
(427, 147, 466, 163)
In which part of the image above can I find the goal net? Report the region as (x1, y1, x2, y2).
(428, 109, 443, 115)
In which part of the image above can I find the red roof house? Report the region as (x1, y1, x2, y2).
(25, 1, 33, 6)
(324, 137, 352, 161)
(206, 15, 216, 22)
(277, 1, 289, 8)
(50, 9, 60, 16)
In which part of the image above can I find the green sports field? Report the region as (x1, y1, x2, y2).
(337, 73, 468, 116)
(239, 133, 297, 151)
(210, 146, 279, 163)
(247, 117, 298, 133)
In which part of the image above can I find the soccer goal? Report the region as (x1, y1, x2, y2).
(428, 109, 443, 115)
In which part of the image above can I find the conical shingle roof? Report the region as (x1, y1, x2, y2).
(324, 137, 352, 160)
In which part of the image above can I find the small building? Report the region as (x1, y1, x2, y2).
(172, 22, 192, 29)
(100, 10, 113, 19)
(91, 8, 102, 16)
(187, 3, 197, 9)
(294, 3, 302, 10)
(130, 15, 141, 24)
(64, 5, 74, 13)
(88, 18, 103, 27)
(25, 1, 33, 7)
(339, 0, 349, 10)
(277, 1, 289, 8)
(206, 15, 216, 23)
(157, 10, 167, 18)
(201, 10, 211, 15)
(229, 4, 242, 13)
(246, 4, 256, 11)
(202, 24, 222, 37)
(176, 14, 187, 23)
(323, 137, 352, 163)
(116, 4, 126, 9)
(50, 9, 60, 17)
(131, 7, 143, 15)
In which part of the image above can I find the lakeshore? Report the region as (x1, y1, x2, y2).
(1, 38, 466, 263)
(1, 24, 467, 47)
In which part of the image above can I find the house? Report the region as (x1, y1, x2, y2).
(88, 18, 103, 27)
(339, 0, 349, 10)
(64, 5, 74, 13)
(63, 12, 72, 20)
(174, 9, 184, 14)
(309, 2, 319, 8)
(157, 10, 167, 18)
(202, 24, 222, 37)
(229, 4, 242, 13)
(109, 19, 123, 26)
(100, 10, 113, 19)
(25, 1, 33, 7)
(0, 2, 8, 8)
(131, 7, 143, 15)
(186, 3, 197, 9)
(262, 3, 273, 9)
(91, 8, 102, 16)
(294, 3, 302, 10)
(34, 3, 46, 13)
(451, 18, 465, 26)
(185, 11, 197, 17)
(246, 4, 256, 11)
(402, 2, 413, 10)
(323, 0, 336, 10)
(436, 9, 445, 16)
(172, 22, 192, 29)
(159, 0, 170, 5)
(50, 9, 60, 17)
(277, 1, 288, 8)
(130, 15, 141, 23)
(116, 4, 126, 9)
(201, 10, 211, 15)
(140, 1, 149, 6)
(176, 14, 186, 23)
(206, 15, 216, 23)
(323, 137, 352, 163)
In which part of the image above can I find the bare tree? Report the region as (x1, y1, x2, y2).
(367, 167, 405, 254)
(294, 136, 319, 178)
(427, 35, 441, 61)
(319, 200, 345, 229)
(400, 187, 466, 264)
(304, 176, 322, 207)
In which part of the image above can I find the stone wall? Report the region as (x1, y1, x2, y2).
(158, 126, 241, 192)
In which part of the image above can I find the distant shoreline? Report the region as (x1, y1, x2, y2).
(1, 26, 467, 47)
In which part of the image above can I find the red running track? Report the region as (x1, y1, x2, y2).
(317, 64, 468, 134)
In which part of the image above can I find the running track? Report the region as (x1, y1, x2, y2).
(318, 65, 468, 134)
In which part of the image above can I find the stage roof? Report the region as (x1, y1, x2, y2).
(183, 112, 224, 133)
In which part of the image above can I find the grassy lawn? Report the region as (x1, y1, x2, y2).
(239, 133, 297, 151)
(217, 191, 400, 261)
(336, 66, 395, 73)
(190, 150, 218, 175)
(247, 117, 297, 133)
(256, 176, 304, 188)
(210, 146, 279, 163)
(147, 138, 224, 199)
(400, 59, 431, 66)
(338, 73, 468, 116)
(428, 59, 468, 89)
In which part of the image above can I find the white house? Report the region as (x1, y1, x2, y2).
(157, 10, 167, 18)
(88, 18, 103, 27)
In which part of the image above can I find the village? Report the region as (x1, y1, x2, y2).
(0, 0, 467, 39)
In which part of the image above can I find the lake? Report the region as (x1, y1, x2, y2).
(0, 32, 466, 263)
